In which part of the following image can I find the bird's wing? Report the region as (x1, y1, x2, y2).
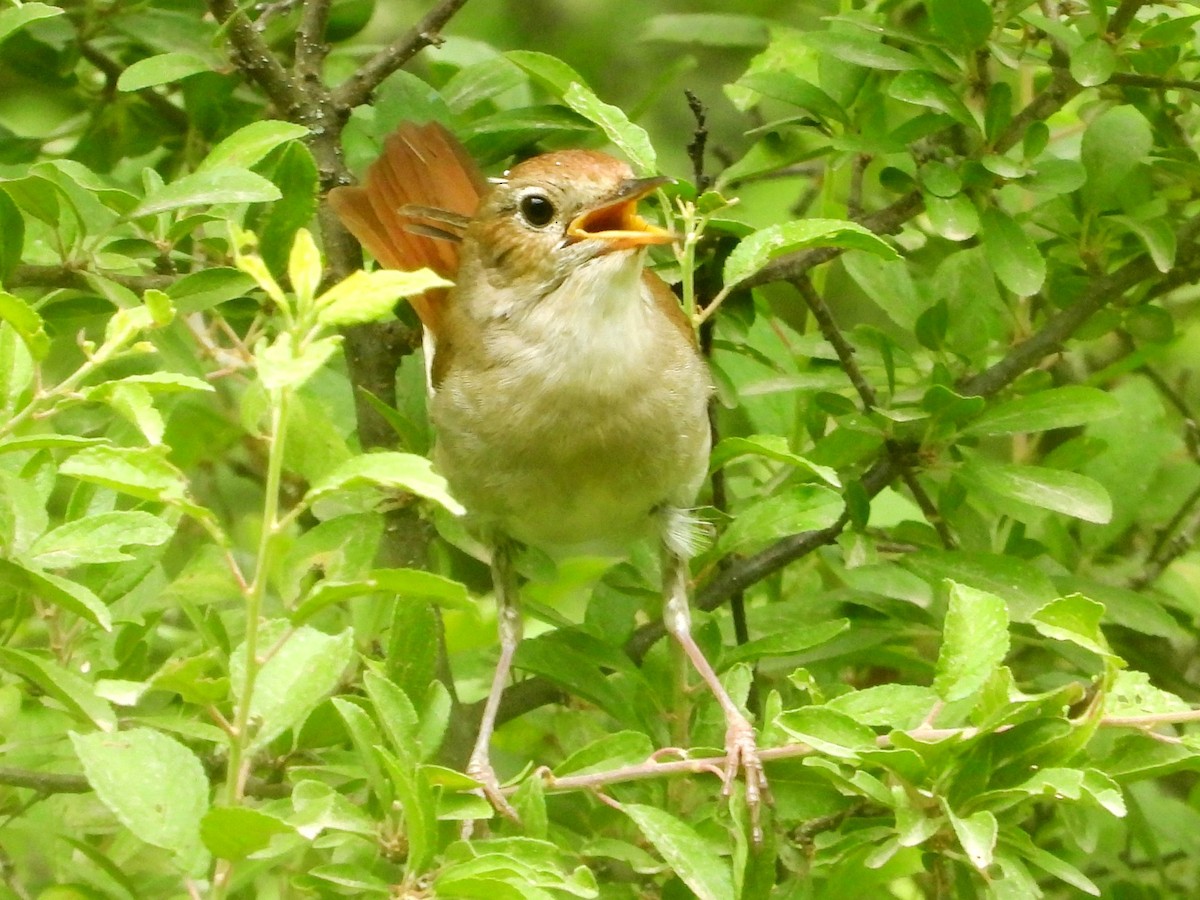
(329, 121, 485, 335)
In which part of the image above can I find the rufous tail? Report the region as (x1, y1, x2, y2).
(329, 122, 484, 333)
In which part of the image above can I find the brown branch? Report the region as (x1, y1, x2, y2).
(332, 0, 473, 110)
(7, 264, 174, 293)
(294, 0, 333, 81)
(206, 0, 301, 114)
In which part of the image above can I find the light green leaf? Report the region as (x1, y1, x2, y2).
(944, 806, 997, 870)
(230, 624, 355, 750)
(962, 459, 1113, 523)
(710, 434, 840, 486)
(131, 167, 282, 218)
(640, 13, 771, 48)
(288, 228, 323, 305)
(1070, 38, 1117, 87)
(1030, 594, 1116, 660)
(827, 684, 940, 729)
(106, 382, 165, 445)
(717, 485, 844, 554)
(60, 444, 189, 505)
(934, 581, 1009, 702)
(255, 333, 341, 393)
(776, 706, 877, 758)
(306, 452, 465, 514)
(0, 3, 64, 45)
(117, 52, 211, 91)
(563, 82, 656, 174)
(0, 435, 106, 455)
(555, 731, 656, 777)
(72, 729, 208, 862)
(965, 386, 1121, 435)
(315, 268, 452, 327)
(29, 511, 175, 568)
(724, 219, 898, 288)
(799, 29, 922, 70)
(200, 806, 295, 860)
(0, 291, 50, 360)
(624, 804, 734, 900)
(981, 207, 1045, 296)
(291, 567, 469, 625)
(0, 559, 112, 631)
(505, 50, 586, 95)
(0, 648, 117, 730)
(200, 120, 311, 171)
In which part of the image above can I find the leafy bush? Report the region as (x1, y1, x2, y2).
(2, 0, 1200, 897)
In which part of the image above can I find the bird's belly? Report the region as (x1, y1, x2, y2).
(432, 365, 710, 555)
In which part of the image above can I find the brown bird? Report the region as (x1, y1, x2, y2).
(330, 122, 768, 834)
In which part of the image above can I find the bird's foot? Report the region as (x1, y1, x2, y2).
(720, 710, 772, 843)
(461, 754, 519, 839)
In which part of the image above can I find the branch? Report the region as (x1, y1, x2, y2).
(332, 0, 473, 110)
(206, 0, 301, 114)
(294, 0, 333, 81)
(7, 264, 174, 293)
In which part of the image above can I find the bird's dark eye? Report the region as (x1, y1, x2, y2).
(518, 193, 555, 227)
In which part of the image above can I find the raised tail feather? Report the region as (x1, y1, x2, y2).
(328, 122, 484, 333)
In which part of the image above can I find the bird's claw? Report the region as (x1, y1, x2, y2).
(721, 712, 772, 843)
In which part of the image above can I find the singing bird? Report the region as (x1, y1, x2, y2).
(330, 122, 768, 831)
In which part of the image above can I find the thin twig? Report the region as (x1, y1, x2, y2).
(332, 0, 472, 110)
(207, 0, 300, 114)
(8, 264, 174, 293)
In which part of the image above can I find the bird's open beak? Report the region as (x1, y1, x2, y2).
(567, 176, 676, 249)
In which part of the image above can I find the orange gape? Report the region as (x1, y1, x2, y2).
(328, 122, 485, 335)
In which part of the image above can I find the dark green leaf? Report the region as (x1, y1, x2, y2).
(981, 207, 1045, 296)
(966, 386, 1121, 435)
(927, 0, 992, 51)
(799, 31, 923, 71)
(934, 581, 1009, 702)
(962, 458, 1113, 523)
(1081, 106, 1152, 210)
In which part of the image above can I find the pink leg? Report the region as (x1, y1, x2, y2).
(662, 546, 770, 841)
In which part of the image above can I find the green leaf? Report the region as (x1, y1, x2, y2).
(28, 511, 175, 568)
(724, 219, 898, 288)
(315, 268, 452, 327)
(563, 82, 656, 174)
(229, 624, 355, 750)
(505, 50, 586, 95)
(624, 804, 734, 900)
(888, 71, 976, 129)
(775, 707, 877, 758)
(59, 444, 189, 505)
(934, 581, 1010, 702)
(0, 559, 112, 630)
(0, 648, 117, 730)
(944, 806, 997, 870)
(927, 0, 992, 51)
(0, 3, 64, 45)
(640, 13, 771, 48)
(717, 486, 844, 554)
(1112, 214, 1176, 273)
(117, 52, 211, 91)
(554, 731, 655, 777)
(130, 167, 282, 218)
(166, 267, 257, 314)
(255, 333, 340, 393)
(711, 434, 840, 486)
(72, 729, 208, 862)
(1081, 106, 1152, 210)
(306, 452, 465, 514)
(965, 386, 1121, 435)
(734, 71, 848, 124)
(0, 190, 24, 283)
(378, 750, 437, 879)
(200, 806, 294, 860)
(721, 619, 849, 671)
(1070, 38, 1117, 87)
(1030, 594, 1116, 660)
(924, 193, 979, 241)
(827, 684, 940, 729)
(981, 208, 1045, 296)
(292, 567, 468, 625)
(0, 290, 50, 360)
(962, 459, 1113, 524)
(199, 121, 311, 172)
(798, 30, 923, 71)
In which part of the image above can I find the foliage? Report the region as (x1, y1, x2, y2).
(2, 0, 1200, 898)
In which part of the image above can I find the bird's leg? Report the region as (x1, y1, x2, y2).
(466, 539, 521, 824)
(661, 542, 771, 841)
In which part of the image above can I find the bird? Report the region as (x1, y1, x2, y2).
(329, 121, 769, 835)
